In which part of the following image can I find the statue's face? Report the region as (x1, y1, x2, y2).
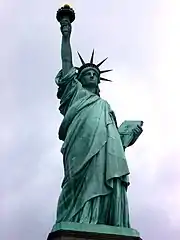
(81, 69, 100, 87)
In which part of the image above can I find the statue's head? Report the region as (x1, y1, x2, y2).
(79, 67, 100, 88)
(76, 50, 112, 94)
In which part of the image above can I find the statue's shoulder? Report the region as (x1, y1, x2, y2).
(55, 67, 78, 86)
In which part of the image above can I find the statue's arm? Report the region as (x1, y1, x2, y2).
(55, 21, 77, 100)
(61, 36, 73, 76)
(60, 19, 73, 76)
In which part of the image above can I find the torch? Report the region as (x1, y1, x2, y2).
(56, 4, 75, 23)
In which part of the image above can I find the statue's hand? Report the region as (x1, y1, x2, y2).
(132, 125, 143, 137)
(118, 121, 143, 149)
(60, 19, 72, 38)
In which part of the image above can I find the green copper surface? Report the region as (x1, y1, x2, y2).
(52, 222, 140, 237)
(53, 4, 143, 230)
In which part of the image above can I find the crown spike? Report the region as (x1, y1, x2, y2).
(100, 69, 113, 74)
(97, 57, 108, 67)
(90, 49, 95, 64)
(100, 77, 112, 82)
(77, 51, 85, 65)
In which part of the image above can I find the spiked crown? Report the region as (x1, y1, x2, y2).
(76, 50, 113, 82)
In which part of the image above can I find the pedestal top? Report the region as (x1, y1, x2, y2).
(47, 222, 142, 240)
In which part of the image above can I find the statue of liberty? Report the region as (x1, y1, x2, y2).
(52, 4, 143, 231)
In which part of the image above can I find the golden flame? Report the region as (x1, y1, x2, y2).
(63, 3, 71, 7)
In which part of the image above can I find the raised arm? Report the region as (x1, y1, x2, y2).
(60, 18, 73, 76)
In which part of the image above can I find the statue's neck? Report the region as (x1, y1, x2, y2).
(83, 86, 97, 95)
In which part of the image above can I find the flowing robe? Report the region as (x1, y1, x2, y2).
(54, 67, 130, 227)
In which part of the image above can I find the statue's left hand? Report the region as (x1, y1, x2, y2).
(118, 121, 143, 149)
(132, 125, 143, 137)
(126, 125, 143, 148)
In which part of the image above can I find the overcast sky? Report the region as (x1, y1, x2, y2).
(1, 0, 180, 239)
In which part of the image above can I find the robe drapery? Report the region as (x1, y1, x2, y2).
(54, 67, 130, 227)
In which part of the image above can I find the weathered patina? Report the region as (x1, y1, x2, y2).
(52, 4, 143, 229)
